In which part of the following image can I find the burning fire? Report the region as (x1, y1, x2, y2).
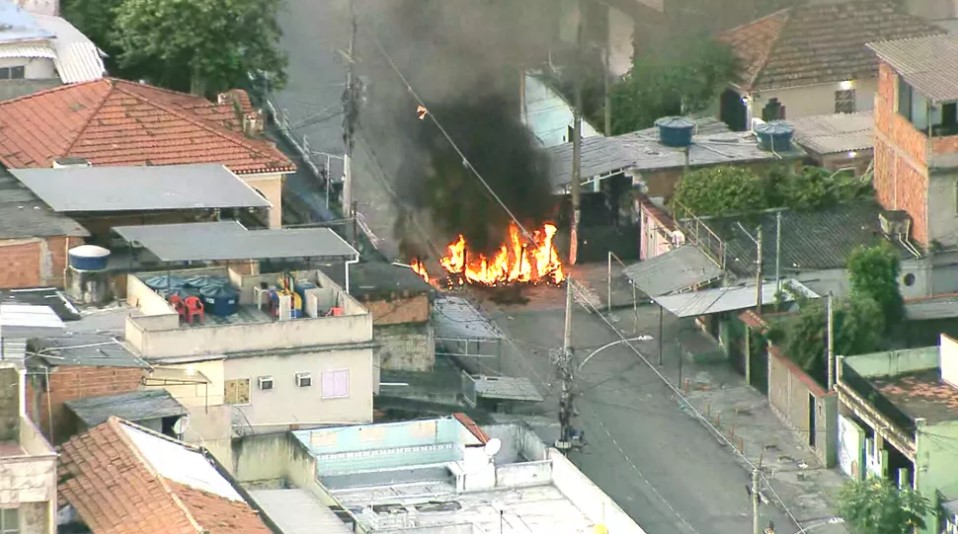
(410, 258, 429, 282)
(439, 223, 564, 286)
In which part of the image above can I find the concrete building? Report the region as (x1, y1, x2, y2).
(522, 71, 602, 148)
(0, 1, 104, 101)
(231, 414, 647, 534)
(0, 304, 66, 534)
(125, 262, 375, 465)
(836, 334, 958, 534)
(716, 1, 943, 129)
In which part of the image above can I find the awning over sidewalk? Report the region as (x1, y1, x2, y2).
(622, 245, 722, 297)
(653, 279, 818, 318)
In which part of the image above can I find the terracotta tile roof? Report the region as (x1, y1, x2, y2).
(453, 412, 489, 443)
(58, 417, 272, 534)
(717, 1, 945, 91)
(0, 78, 295, 175)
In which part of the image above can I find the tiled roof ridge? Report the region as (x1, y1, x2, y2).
(868, 31, 955, 48)
(60, 80, 117, 156)
(105, 417, 206, 533)
(107, 81, 291, 174)
(718, 8, 790, 90)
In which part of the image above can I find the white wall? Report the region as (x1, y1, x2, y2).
(748, 78, 878, 120)
(607, 5, 634, 77)
(226, 347, 375, 430)
(941, 334, 958, 388)
(0, 55, 56, 80)
(523, 73, 602, 148)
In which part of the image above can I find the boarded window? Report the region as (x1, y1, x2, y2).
(835, 90, 856, 114)
(224, 378, 250, 405)
(322, 370, 349, 399)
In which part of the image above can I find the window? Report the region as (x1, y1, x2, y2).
(0, 66, 25, 80)
(0, 508, 18, 534)
(322, 370, 349, 399)
(834, 89, 856, 113)
(295, 372, 312, 388)
(224, 378, 250, 405)
(257, 376, 274, 390)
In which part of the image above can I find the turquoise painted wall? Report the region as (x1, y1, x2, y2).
(844, 347, 939, 377)
(916, 420, 958, 534)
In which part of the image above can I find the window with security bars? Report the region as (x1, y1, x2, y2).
(1, 508, 19, 534)
(835, 89, 856, 113)
(224, 378, 250, 405)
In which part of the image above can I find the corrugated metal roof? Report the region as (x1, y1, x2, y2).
(33, 14, 105, 83)
(250, 489, 352, 534)
(113, 221, 359, 262)
(432, 296, 502, 340)
(65, 390, 186, 427)
(789, 111, 874, 155)
(868, 34, 958, 103)
(0, 43, 53, 59)
(653, 279, 819, 318)
(0, 303, 64, 336)
(11, 164, 271, 212)
(622, 245, 722, 297)
(0, 170, 88, 239)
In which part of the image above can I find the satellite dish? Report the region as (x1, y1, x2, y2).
(484, 438, 502, 458)
(172, 416, 190, 435)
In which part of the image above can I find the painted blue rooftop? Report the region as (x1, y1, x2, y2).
(0, 1, 53, 43)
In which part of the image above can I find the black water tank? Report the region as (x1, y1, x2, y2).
(654, 116, 695, 147)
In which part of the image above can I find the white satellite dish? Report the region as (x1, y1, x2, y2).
(484, 438, 502, 458)
(172, 416, 190, 435)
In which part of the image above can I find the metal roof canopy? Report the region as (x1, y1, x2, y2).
(65, 390, 187, 427)
(0, 304, 65, 337)
(10, 164, 271, 213)
(868, 35, 958, 103)
(113, 220, 359, 262)
(652, 279, 819, 318)
(249, 489, 353, 534)
(623, 245, 722, 297)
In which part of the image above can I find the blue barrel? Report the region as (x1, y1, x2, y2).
(68, 245, 110, 271)
(199, 284, 240, 317)
(754, 121, 794, 152)
(654, 116, 695, 147)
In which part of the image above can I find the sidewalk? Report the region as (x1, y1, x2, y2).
(588, 300, 851, 534)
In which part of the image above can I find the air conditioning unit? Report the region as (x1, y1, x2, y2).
(257, 376, 274, 390)
(670, 230, 686, 247)
(295, 373, 313, 388)
(879, 210, 910, 238)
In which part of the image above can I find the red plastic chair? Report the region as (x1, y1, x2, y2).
(184, 296, 205, 324)
(326, 307, 344, 317)
(168, 295, 187, 320)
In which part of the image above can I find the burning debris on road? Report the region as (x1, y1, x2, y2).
(412, 222, 564, 288)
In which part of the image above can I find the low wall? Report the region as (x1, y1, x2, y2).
(768, 347, 838, 467)
(496, 460, 552, 488)
(548, 449, 647, 534)
(377, 323, 435, 372)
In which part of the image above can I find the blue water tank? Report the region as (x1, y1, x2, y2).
(199, 284, 240, 317)
(654, 116, 696, 147)
(68, 245, 110, 271)
(754, 121, 794, 152)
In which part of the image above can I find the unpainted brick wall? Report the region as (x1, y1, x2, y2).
(0, 235, 83, 289)
(26, 365, 146, 444)
(376, 323, 435, 372)
(361, 294, 430, 326)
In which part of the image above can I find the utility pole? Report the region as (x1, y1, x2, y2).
(556, 277, 575, 451)
(343, 0, 358, 246)
(752, 469, 761, 534)
(603, 45, 612, 136)
(827, 293, 835, 390)
(755, 226, 764, 314)
(569, 0, 584, 265)
(775, 211, 782, 290)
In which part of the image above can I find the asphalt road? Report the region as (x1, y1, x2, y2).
(276, 2, 794, 532)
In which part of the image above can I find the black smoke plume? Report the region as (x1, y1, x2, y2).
(356, 0, 562, 257)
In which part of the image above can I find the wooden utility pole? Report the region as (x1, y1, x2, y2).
(570, 0, 584, 265)
(755, 226, 764, 314)
(603, 46, 612, 136)
(827, 293, 835, 390)
(558, 277, 575, 449)
(343, 0, 357, 246)
(775, 211, 782, 290)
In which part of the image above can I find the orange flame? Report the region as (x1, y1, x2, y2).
(439, 223, 565, 286)
(410, 258, 429, 282)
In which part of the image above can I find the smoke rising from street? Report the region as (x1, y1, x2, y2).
(357, 0, 562, 256)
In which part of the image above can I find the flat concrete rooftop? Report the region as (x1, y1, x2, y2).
(873, 369, 958, 425)
(331, 479, 596, 533)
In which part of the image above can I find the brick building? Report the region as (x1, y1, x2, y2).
(868, 34, 958, 283)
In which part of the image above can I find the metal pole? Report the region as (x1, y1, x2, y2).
(658, 305, 664, 366)
(325, 154, 331, 209)
(775, 211, 782, 290)
(827, 293, 835, 390)
(607, 251, 612, 312)
(603, 45, 612, 136)
(755, 226, 764, 315)
(569, 0, 584, 265)
(564, 277, 573, 354)
(343, 0, 357, 241)
(752, 468, 761, 534)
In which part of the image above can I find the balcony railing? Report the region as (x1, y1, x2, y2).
(841, 362, 916, 434)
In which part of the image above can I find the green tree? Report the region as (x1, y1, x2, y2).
(847, 244, 905, 329)
(838, 477, 928, 534)
(608, 36, 738, 134)
(110, 0, 288, 96)
(62, 0, 125, 64)
(669, 166, 766, 218)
